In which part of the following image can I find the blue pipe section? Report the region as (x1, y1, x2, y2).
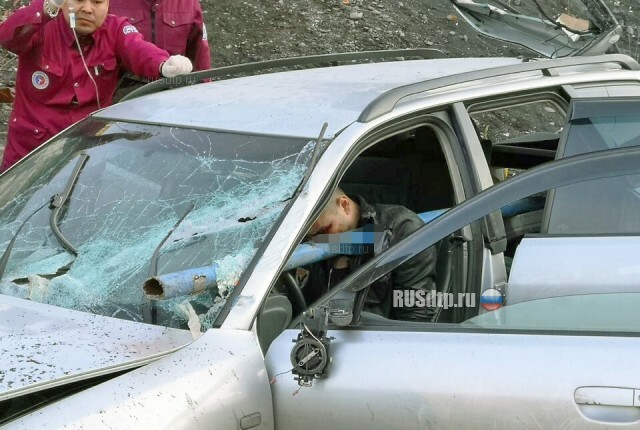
(418, 208, 448, 223)
(282, 241, 361, 272)
(143, 264, 218, 300)
(283, 208, 448, 270)
(143, 197, 543, 300)
(144, 210, 447, 300)
(499, 194, 545, 217)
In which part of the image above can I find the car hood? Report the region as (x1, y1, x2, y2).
(0, 294, 193, 401)
(452, 0, 622, 58)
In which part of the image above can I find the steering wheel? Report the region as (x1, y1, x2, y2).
(281, 271, 307, 316)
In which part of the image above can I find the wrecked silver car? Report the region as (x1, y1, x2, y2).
(2, 11, 640, 426)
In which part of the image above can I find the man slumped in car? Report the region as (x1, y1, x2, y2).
(303, 187, 437, 321)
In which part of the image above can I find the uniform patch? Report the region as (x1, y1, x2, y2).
(31, 71, 49, 90)
(202, 23, 208, 41)
(123, 25, 138, 35)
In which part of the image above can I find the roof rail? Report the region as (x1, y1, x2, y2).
(120, 48, 445, 102)
(358, 54, 640, 122)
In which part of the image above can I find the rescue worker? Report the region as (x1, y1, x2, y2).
(0, 0, 193, 172)
(108, 0, 211, 72)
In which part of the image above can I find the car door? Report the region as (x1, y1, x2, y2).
(264, 145, 640, 430)
(451, 0, 622, 58)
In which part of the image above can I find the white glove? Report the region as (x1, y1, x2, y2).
(161, 55, 193, 78)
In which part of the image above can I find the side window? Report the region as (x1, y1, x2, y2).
(340, 126, 456, 213)
(546, 175, 640, 235)
(335, 125, 460, 323)
(469, 98, 566, 181)
(257, 123, 463, 351)
(490, 169, 640, 333)
(467, 96, 568, 270)
(471, 100, 564, 144)
(545, 99, 640, 234)
(303, 125, 459, 319)
(561, 100, 640, 157)
(354, 164, 640, 333)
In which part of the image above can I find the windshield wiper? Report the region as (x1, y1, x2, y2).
(0, 200, 51, 282)
(148, 202, 196, 278)
(49, 152, 90, 256)
(0, 153, 90, 283)
(292, 122, 328, 198)
(142, 202, 195, 324)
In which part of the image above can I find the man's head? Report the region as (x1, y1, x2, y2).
(309, 188, 360, 236)
(62, 0, 109, 36)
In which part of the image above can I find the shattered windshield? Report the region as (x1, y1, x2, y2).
(0, 119, 315, 330)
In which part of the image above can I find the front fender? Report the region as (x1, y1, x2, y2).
(5, 329, 274, 430)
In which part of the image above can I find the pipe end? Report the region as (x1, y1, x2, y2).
(143, 278, 164, 299)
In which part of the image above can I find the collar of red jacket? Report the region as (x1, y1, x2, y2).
(54, 13, 98, 48)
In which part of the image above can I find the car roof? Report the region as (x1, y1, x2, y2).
(95, 57, 522, 139)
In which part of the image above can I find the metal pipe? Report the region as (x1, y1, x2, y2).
(142, 209, 449, 300)
(143, 264, 218, 300)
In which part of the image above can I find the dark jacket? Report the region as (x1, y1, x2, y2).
(304, 195, 437, 321)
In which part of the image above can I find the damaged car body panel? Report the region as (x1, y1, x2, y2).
(2, 329, 274, 429)
(0, 294, 193, 401)
(451, 0, 622, 58)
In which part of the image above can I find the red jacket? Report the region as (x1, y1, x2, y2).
(0, 0, 170, 171)
(109, 0, 211, 72)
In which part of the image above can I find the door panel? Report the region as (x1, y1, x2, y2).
(266, 328, 640, 429)
(265, 147, 640, 430)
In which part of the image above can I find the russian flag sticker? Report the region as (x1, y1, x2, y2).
(480, 288, 504, 311)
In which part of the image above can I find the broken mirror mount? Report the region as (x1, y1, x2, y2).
(289, 297, 356, 387)
(327, 297, 354, 327)
(290, 306, 333, 387)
